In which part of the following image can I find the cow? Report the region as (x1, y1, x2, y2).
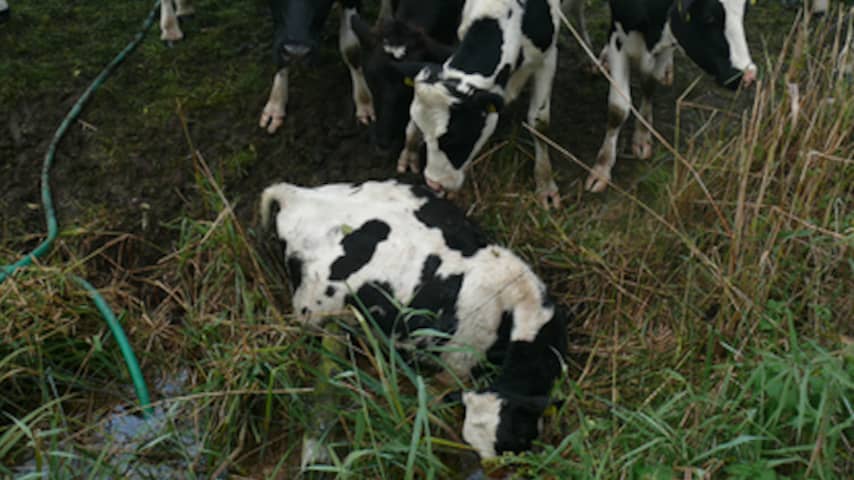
(0, 0, 9, 23)
(158, 0, 392, 134)
(260, 179, 568, 461)
(350, 0, 466, 159)
(585, 0, 758, 193)
(391, 0, 564, 209)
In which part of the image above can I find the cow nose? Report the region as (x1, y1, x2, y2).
(425, 178, 445, 197)
(742, 66, 757, 88)
(283, 43, 311, 59)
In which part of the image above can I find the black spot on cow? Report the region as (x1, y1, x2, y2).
(286, 254, 304, 291)
(346, 281, 398, 333)
(406, 255, 463, 342)
(325, 285, 337, 297)
(615, 36, 623, 51)
(495, 64, 512, 88)
(515, 50, 526, 69)
(450, 18, 503, 76)
(329, 219, 391, 281)
(437, 101, 488, 169)
(413, 195, 490, 257)
(521, 0, 554, 52)
(485, 311, 514, 366)
(490, 308, 568, 454)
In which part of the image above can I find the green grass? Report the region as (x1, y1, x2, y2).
(1, 1, 853, 479)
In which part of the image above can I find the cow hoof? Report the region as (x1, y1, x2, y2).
(585, 166, 611, 193)
(397, 150, 420, 174)
(300, 436, 330, 471)
(356, 105, 375, 125)
(537, 184, 561, 209)
(260, 105, 286, 134)
(632, 135, 653, 160)
(160, 17, 184, 42)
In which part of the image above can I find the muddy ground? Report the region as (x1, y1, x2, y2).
(0, 1, 798, 268)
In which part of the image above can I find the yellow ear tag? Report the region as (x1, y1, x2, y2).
(543, 405, 558, 418)
(403, 77, 415, 87)
(486, 103, 497, 114)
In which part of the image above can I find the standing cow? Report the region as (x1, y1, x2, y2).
(392, 0, 564, 209)
(586, 0, 757, 192)
(158, 0, 392, 134)
(261, 179, 568, 461)
(350, 0, 465, 158)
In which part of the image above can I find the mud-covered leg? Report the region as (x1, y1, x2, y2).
(301, 322, 346, 472)
(260, 68, 289, 134)
(160, 0, 183, 42)
(340, 7, 375, 125)
(377, 0, 393, 26)
(586, 37, 631, 193)
(397, 119, 422, 173)
(632, 68, 656, 161)
(529, 47, 560, 209)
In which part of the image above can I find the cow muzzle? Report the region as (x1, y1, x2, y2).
(280, 43, 312, 64)
(425, 178, 446, 197)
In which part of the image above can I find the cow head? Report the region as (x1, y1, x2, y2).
(460, 390, 553, 459)
(272, 0, 336, 66)
(396, 64, 504, 193)
(669, 0, 757, 89)
(352, 15, 457, 156)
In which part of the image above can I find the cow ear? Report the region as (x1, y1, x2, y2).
(442, 390, 463, 405)
(389, 61, 435, 84)
(350, 13, 377, 48)
(471, 90, 505, 114)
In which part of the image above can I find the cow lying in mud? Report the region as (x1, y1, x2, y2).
(586, 0, 758, 192)
(388, 0, 564, 209)
(261, 180, 568, 461)
(159, 0, 392, 133)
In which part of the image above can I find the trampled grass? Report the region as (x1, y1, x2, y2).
(1, 3, 852, 479)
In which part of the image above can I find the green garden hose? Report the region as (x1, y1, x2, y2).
(0, 1, 162, 415)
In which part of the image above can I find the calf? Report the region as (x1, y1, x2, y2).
(261, 179, 568, 460)
(350, 0, 465, 159)
(394, 0, 564, 208)
(586, 0, 757, 192)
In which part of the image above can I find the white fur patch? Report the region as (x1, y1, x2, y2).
(720, 0, 755, 73)
(462, 391, 502, 459)
(383, 43, 407, 60)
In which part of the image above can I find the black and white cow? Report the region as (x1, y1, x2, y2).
(350, 0, 465, 159)
(0, 0, 9, 23)
(585, 0, 757, 192)
(261, 179, 568, 460)
(159, 0, 392, 134)
(393, 0, 564, 208)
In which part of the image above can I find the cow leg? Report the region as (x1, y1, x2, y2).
(586, 39, 631, 193)
(652, 47, 674, 86)
(175, 0, 194, 17)
(260, 68, 289, 134)
(560, 0, 592, 55)
(301, 323, 345, 472)
(632, 62, 656, 161)
(397, 119, 423, 173)
(339, 7, 376, 125)
(377, 0, 394, 26)
(529, 48, 560, 209)
(160, 0, 183, 42)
